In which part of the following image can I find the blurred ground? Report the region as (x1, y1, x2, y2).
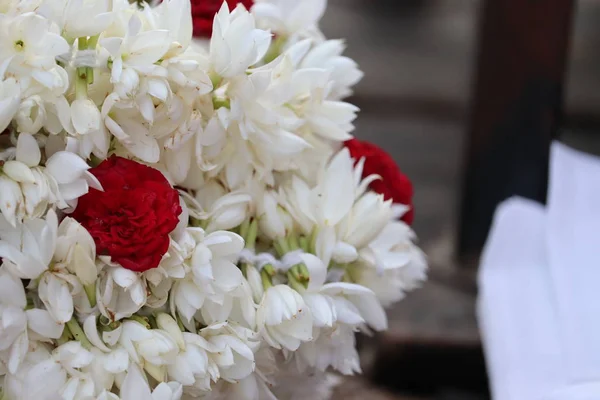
(320, 0, 600, 398)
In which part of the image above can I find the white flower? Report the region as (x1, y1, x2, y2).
(256, 189, 294, 241)
(119, 363, 183, 400)
(288, 68, 358, 142)
(287, 253, 388, 374)
(150, 0, 193, 54)
(57, 0, 113, 39)
(0, 209, 58, 279)
(353, 221, 428, 307)
(203, 345, 277, 400)
(100, 15, 170, 86)
(119, 320, 179, 381)
(256, 284, 313, 351)
(300, 39, 363, 100)
(167, 331, 216, 392)
(192, 180, 252, 231)
(209, 2, 271, 78)
(201, 322, 259, 382)
(297, 324, 362, 375)
(253, 0, 326, 39)
(83, 346, 129, 395)
(54, 217, 98, 286)
(170, 228, 251, 327)
(0, 268, 63, 373)
(16, 95, 47, 133)
(0, 78, 21, 132)
(0, 13, 69, 90)
(97, 263, 148, 322)
(4, 341, 94, 400)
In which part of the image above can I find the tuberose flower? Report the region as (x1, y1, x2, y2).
(72, 156, 182, 272)
(344, 138, 414, 224)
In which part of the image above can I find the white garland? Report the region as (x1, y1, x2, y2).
(0, 0, 428, 399)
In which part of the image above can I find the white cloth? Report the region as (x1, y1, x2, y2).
(479, 141, 600, 399)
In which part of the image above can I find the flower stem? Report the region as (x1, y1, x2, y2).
(309, 226, 319, 254)
(287, 233, 299, 251)
(260, 268, 273, 289)
(299, 236, 309, 252)
(263, 35, 287, 64)
(84, 283, 96, 308)
(66, 317, 92, 350)
(240, 219, 250, 243)
(263, 263, 276, 277)
(287, 271, 305, 292)
(246, 218, 258, 250)
(86, 35, 99, 84)
(130, 315, 151, 329)
(275, 237, 290, 257)
(75, 37, 89, 100)
(209, 71, 222, 88)
(56, 325, 73, 346)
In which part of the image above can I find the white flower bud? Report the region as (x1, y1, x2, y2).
(245, 264, 264, 303)
(2, 160, 35, 183)
(156, 313, 185, 351)
(331, 241, 358, 264)
(16, 95, 46, 134)
(71, 98, 101, 135)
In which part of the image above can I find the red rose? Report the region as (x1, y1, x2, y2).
(345, 138, 415, 225)
(71, 156, 182, 272)
(191, 0, 254, 37)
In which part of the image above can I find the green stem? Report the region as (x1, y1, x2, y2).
(263, 263, 276, 277)
(260, 268, 273, 289)
(289, 265, 303, 282)
(130, 315, 151, 329)
(66, 317, 92, 350)
(209, 71, 223, 88)
(299, 263, 310, 280)
(246, 218, 258, 250)
(287, 271, 306, 292)
(148, 314, 158, 329)
(309, 226, 319, 254)
(56, 325, 73, 346)
(84, 283, 96, 307)
(86, 35, 99, 85)
(299, 236, 309, 252)
(240, 219, 250, 243)
(275, 237, 290, 257)
(263, 35, 287, 64)
(287, 234, 299, 251)
(75, 37, 90, 100)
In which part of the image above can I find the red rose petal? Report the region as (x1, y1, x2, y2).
(72, 156, 182, 272)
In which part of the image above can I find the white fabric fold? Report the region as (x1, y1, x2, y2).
(478, 197, 563, 400)
(547, 142, 600, 382)
(480, 141, 600, 399)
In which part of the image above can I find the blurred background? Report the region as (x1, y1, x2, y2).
(318, 0, 600, 399)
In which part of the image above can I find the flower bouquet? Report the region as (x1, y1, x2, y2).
(0, 0, 427, 398)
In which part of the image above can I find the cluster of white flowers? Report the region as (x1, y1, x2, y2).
(0, 0, 427, 398)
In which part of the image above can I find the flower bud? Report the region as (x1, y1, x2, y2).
(331, 241, 358, 264)
(244, 264, 264, 303)
(16, 95, 46, 134)
(71, 98, 101, 135)
(156, 313, 185, 351)
(2, 160, 35, 184)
